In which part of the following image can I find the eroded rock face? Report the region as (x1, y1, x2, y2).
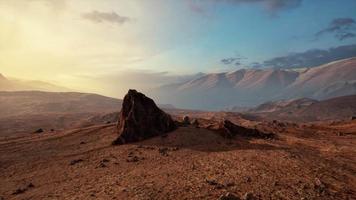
(209, 119, 274, 139)
(112, 89, 176, 145)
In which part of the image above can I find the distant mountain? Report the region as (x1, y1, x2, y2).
(0, 73, 70, 92)
(282, 58, 356, 99)
(150, 58, 356, 110)
(248, 95, 356, 122)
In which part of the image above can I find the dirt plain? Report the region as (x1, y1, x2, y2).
(1, 114, 355, 200)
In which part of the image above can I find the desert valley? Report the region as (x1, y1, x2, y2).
(1, 57, 356, 200)
(1, 1, 356, 199)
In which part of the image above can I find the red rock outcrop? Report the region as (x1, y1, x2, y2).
(112, 89, 176, 145)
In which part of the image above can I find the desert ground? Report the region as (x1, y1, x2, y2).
(1, 112, 355, 200)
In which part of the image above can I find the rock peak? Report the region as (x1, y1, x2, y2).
(113, 89, 176, 145)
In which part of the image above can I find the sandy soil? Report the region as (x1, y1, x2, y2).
(0, 119, 355, 200)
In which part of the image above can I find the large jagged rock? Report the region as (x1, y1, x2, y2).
(112, 89, 176, 145)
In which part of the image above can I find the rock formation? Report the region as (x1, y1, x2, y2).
(208, 119, 274, 139)
(112, 89, 176, 145)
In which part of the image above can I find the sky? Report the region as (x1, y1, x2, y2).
(1, 0, 356, 97)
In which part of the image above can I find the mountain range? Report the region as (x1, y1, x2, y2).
(149, 57, 356, 110)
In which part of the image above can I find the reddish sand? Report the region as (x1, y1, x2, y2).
(1, 116, 355, 200)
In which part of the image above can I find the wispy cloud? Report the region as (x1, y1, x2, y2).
(262, 44, 356, 68)
(188, 0, 302, 14)
(315, 18, 356, 41)
(221, 54, 246, 66)
(82, 10, 131, 25)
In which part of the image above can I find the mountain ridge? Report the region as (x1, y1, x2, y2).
(150, 57, 356, 110)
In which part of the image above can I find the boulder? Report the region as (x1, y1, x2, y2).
(182, 115, 190, 125)
(112, 89, 176, 145)
(210, 119, 274, 139)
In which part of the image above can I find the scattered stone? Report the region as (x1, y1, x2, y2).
(182, 115, 190, 126)
(50, 129, 55, 132)
(191, 119, 200, 128)
(158, 147, 169, 156)
(34, 128, 44, 133)
(112, 89, 176, 145)
(206, 179, 218, 185)
(218, 192, 241, 200)
(314, 178, 326, 194)
(171, 147, 180, 151)
(245, 177, 251, 183)
(351, 116, 356, 120)
(80, 141, 86, 145)
(106, 121, 111, 124)
(126, 156, 140, 163)
(98, 162, 107, 168)
(225, 182, 235, 187)
(70, 159, 83, 165)
(12, 183, 34, 195)
(211, 120, 274, 139)
(12, 187, 27, 195)
(242, 192, 256, 200)
(101, 159, 110, 163)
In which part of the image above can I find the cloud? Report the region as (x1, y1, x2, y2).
(315, 18, 356, 41)
(262, 44, 356, 68)
(82, 10, 131, 25)
(221, 54, 246, 66)
(188, 0, 302, 14)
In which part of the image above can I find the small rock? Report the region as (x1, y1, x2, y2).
(218, 192, 241, 200)
(126, 156, 140, 162)
(12, 187, 27, 195)
(314, 178, 326, 194)
(80, 141, 86, 145)
(158, 147, 169, 156)
(206, 179, 218, 185)
(225, 182, 235, 187)
(242, 192, 256, 200)
(70, 159, 83, 165)
(27, 183, 34, 188)
(98, 162, 107, 168)
(182, 115, 190, 125)
(245, 177, 251, 183)
(34, 128, 44, 133)
(191, 119, 199, 128)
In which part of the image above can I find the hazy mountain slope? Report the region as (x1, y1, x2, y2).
(249, 95, 356, 121)
(0, 73, 70, 92)
(284, 57, 356, 99)
(150, 69, 299, 110)
(0, 91, 122, 135)
(150, 58, 356, 110)
(0, 91, 122, 118)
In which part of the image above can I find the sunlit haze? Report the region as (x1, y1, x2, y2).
(1, 0, 356, 98)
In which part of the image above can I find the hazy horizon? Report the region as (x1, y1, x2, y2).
(1, 0, 356, 98)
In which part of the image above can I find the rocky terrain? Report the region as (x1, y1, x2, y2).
(0, 90, 355, 200)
